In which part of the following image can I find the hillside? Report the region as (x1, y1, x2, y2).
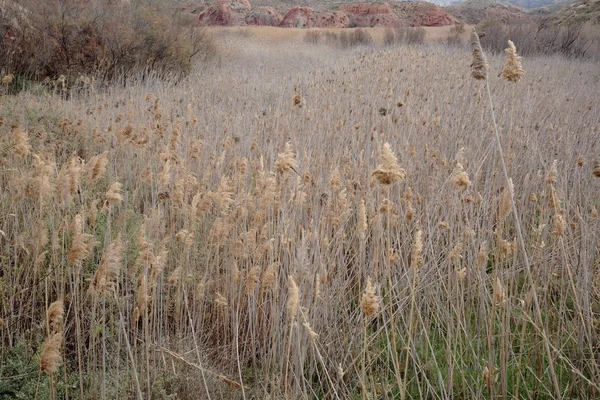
(540, 0, 600, 25)
(197, 0, 458, 27)
(447, 0, 530, 23)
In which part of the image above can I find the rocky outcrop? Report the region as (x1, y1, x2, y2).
(340, 2, 402, 27)
(198, 0, 251, 25)
(196, 0, 459, 28)
(245, 6, 283, 25)
(280, 7, 314, 27)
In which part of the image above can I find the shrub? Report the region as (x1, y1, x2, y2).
(383, 28, 396, 47)
(383, 27, 426, 46)
(404, 27, 426, 45)
(0, 0, 217, 84)
(348, 28, 374, 47)
(477, 18, 600, 60)
(304, 30, 322, 45)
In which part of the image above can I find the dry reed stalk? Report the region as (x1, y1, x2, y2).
(472, 30, 562, 397)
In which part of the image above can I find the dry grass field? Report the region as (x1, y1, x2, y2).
(1, 27, 600, 399)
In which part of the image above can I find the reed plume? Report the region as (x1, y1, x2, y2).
(40, 332, 63, 374)
(286, 275, 299, 321)
(411, 229, 424, 270)
(501, 40, 524, 83)
(372, 142, 405, 185)
(471, 31, 488, 80)
(12, 128, 31, 157)
(275, 142, 298, 174)
(593, 161, 600, 178)
(89, 234, 123, 295)
(104, 182, 124, 209)
(360, 277, 380, 317)
(47, 300, 64, 334)
(86, 151, 109, 182)
(453, 163, 471, 190)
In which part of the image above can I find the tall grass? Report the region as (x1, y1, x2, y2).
(1, 28, 600, 399)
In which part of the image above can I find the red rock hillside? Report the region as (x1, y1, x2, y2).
(340, 2, 402, 27)
(197, 0, 459, 27)
(392, 2, 459, 26)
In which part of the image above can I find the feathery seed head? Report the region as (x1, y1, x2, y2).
(360, 277, 380, 317)
(502, 40, 524, 83)
(275, 142, 298, 174)
(471, 32, 488, 81)
(372, 142, 405, 185)
(593, 161, 600, 178)
(40, 332, 63, 374)
(287, 275, 299, 321)
(547, 160, 558, 185)
(411, 229, 424, 270)
(453, 163, 471, 190)
(47, 300, 64, 334)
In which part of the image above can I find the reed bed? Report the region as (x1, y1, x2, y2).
(1, 32, 599, 399)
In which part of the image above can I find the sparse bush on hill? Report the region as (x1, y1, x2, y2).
(0, 0, 216, 86)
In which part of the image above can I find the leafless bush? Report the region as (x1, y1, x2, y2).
(478, 18, 600, 60)
(384, 28, 396, 47)
(347, 28, 374, 47)
(317, 29, 374, 49)
(0, 0, 217, 84)
(304, 30, 322, 45)
(383, 27, 426, 46)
